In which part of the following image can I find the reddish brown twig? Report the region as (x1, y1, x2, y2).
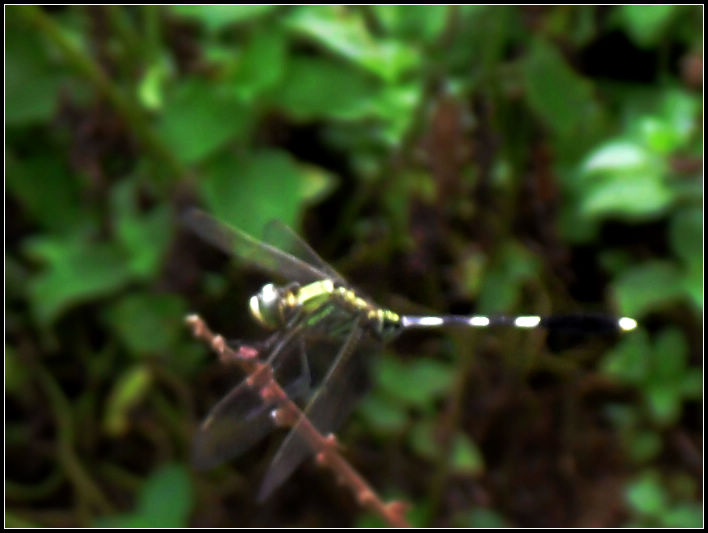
(185, 314, 410, 528)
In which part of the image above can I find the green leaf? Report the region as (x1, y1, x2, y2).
(275, 56, 379, 121)
(452, 508, 510, 528)
(374, 355, 454, 409)
(137, 59, 170, 111)
(582, 141, 651, 173)
(625, 471, 667, 517)
(451, 433, 485, 475)
(103, 365, 152, 436)
(628, 430, 662, 463)
(157, 78, 252, 164)
(112, 192, 173, 280)
(522, 38, 599, 137)
(580, 171, 674, 219)
(678, 368, 702, 398)
(230, 29, 287, 101)
(6, 152, 88, 234)
(357, 392, 409, 434)
(137, 464, 193, 527)
(613, 261, 685, 319)
(104, 293, 187, 357)
(372, 5, 448, 44)
(477, 241, 541, 313)
(170, 5, 276, 32)
(408, 419, 438, 461)
(285, 6, 419, 82)
(601, 329, 651, 384)
(25, 237, 135, 324)
(95, 464, 194, 527)
(578, 141, 674, 219)
(199, 150, 332, 236)
(616, 5, 678, 48)
(639, 116, 683, 155)
(659, 89, 701, 147)
(645, 381, 681, 425)
(661, 503, 703, 528)
(652, 327, 688, 380)
(669, 208, 702, 310)
(5, 9, 65, 125)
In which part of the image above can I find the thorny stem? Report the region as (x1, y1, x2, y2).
(185, 314, 411, 528)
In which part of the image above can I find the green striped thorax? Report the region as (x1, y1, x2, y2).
(249, 280, 402, 341)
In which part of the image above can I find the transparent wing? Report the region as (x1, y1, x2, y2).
(263, 220, 346, 286)
(257, 321, 370, 501)
(192, 338, 311, 470)
(183, 209, 331, 285)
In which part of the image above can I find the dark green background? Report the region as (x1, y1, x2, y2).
(5, 5, 702, 527)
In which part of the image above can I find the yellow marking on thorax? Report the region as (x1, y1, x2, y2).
(294, 280, 401, 327)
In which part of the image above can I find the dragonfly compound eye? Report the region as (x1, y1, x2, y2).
(249, 283, 285, 329)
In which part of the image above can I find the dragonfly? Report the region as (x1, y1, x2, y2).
(184, 208, 637, 501)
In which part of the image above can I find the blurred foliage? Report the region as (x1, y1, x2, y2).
(5, 5, 702, 528)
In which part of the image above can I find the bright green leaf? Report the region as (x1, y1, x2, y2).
(275, 56, 378, 121)
(137, 59, 170, 111)
(616, 5, 678, 48)
(659, 89, 700, 145)
(103, 365, 152, 435)
(137, 464, 193, 527)
(95, 464, 193, 527)
(170, 5, 276, 32)
(626, 471, 667, 516)
(580, 170, 674, 219)
(613, 261, 685, 319)
(115, 207, 173, 280)
(639, 116, 683, 154)
(25, 237, 135, 324)
(157, 78, 252, 164)
(372, 5, 448, 44)
(582, 141, 651, 174)
(285, 5, 419, 82)
(199, 150, 332, 236)
(522, 38, 599, 137)
(230, 30, 287, 101)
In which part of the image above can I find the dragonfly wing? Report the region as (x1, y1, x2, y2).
(183, 209, 330, 284)
(257, 322, 368, 501)
(192, 341, 311, 470)
(263, 219, 347, 285)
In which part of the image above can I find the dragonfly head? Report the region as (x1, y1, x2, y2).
(249, 283, 289, 329)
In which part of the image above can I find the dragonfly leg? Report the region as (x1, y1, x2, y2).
(265, 302, 336, 366)
(276, 337, 312, 405)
